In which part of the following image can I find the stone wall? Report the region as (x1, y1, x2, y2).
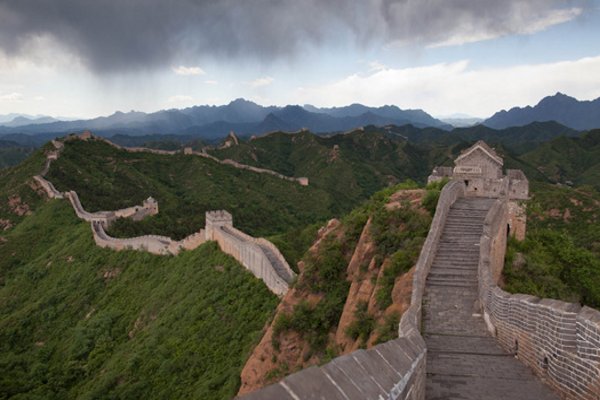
(479, 200, 600, 400)
(33, 175, 64, 199)
(238, 335, 426, 400)
(91, 221, 205, 256)
(31, 134, 299, 296)
(66, 191, 116, 225)
(209, 222, 295, 297)
(189, 149, 309, 186)
(454, 148, 503, 180)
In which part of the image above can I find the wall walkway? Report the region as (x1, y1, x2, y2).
(424, 197, 559, 399)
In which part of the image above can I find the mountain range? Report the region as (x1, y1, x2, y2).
(2, 93, 600, 140)
(0, 99, 450, 139)
(484, 92, 600, 130)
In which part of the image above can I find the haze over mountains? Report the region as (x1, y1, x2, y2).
(0, 99, 450, 138)
(1, 93, 600, 141)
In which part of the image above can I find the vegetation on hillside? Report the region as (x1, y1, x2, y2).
(210, 128, 433, 207)
(0, 200, 278, 399)
(271, 182, 432, 357)
(503, 182, 600, 308)
(0, 141, 35, 169)
(0, 145, 48, 230)
(518, 129, 600, 190)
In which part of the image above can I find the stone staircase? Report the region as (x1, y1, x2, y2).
(424, 197, 559, 400)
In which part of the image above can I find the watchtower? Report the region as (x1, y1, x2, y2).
(205, 210, 233, 240)
(143, 197, 159, 216)
(428, 141, 529, 239)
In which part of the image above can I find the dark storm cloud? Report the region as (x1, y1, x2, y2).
(0, 0, 590, 73)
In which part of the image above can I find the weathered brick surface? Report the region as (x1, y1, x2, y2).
(480, 200, 600, 400)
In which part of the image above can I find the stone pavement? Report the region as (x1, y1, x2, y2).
(424, 197, 560, 400)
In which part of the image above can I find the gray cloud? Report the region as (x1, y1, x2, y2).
(0, 0, 590, 73)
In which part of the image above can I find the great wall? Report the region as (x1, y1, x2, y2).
(30, 132, 600, 398)
(32, 132, 296, 296)
(238, 141, 600, 400)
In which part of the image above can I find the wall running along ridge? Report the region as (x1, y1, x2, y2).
(30, 133, 296, 296)
(70, 131, 308, 185)
(479, 200, 600, 399)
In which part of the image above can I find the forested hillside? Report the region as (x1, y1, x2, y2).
(0, 200, 278, 399)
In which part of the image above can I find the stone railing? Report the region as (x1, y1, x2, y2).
(214, 226, 294, 296)
(238, 333, 426, 400)
(479, 199, 600, 400)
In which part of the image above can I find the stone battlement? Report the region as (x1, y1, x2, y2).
(479, 199, 600, 400)
(205, 210, 233, 226)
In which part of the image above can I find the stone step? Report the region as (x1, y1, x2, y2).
(425, 334, 507, 355)
(442, 223, 484, 228)
(444, 219, 487, 224)
(433, 256, 479, 261)
(442, 227, 483, 232)
(428, 272, 478, 280)
(429, 275, 477, 283)
(436, 247, 480, 253)
(431, 261, 479, 270)
(433, 253, 480, 260)
(426, 279, 478, 288)
(438, 239, 481, 244)
(436, 245, 480, 251)
(446, 213, 488, 218)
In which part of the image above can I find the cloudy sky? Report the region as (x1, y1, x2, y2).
(0, 0, 599, 119)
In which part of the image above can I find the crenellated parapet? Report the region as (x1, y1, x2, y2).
(479, 199, 600, 400)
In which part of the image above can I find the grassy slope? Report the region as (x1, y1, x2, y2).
(45, 139, 335, 240)
(0, 200, 278, 399)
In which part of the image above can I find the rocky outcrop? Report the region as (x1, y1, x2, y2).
(238, 190, 425, 396)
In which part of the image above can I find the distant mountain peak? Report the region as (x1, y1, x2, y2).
(484, 93, 600, 131)
(229, 98, 257, 106)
